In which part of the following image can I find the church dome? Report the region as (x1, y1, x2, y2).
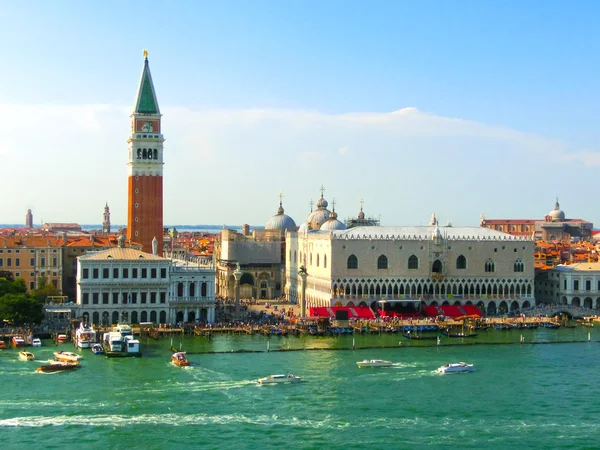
(320, 209, 346, 231)
(548, 199, 565, 222)
(265, 201, 297, 232)
(298, 222, 309, 234)
(308, 208, 330, 230)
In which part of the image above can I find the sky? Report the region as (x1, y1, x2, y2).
(1, 0, 600, 228)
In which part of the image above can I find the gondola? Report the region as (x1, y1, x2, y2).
(402, 333, 438, 340)
(441, 329, 478, 338)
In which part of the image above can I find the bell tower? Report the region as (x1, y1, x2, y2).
(126, 50, 164, 255)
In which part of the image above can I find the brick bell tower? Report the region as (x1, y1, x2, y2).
(126, 50, 164, 255)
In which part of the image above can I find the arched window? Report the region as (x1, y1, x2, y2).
(514, 259, 524, 272)
(347, 254, 358, 269)
(456, 255, 467, 269)
(153, 149, 158, 159)
(377, 255, 388, 269)
(485, 259, 495, 273)
(324, 255, 327, 268)
(316, 254, 320, 267)
(294, 251, 297, 263)
(432, 260, 443, 273)
(310, 253, 312, 266)
(142, 148, 147, 159)
(408, 255, 418, 269)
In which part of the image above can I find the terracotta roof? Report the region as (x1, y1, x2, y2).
(78, 248, 168, 261)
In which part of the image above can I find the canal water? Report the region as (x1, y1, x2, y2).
(0, 328, 598, 449)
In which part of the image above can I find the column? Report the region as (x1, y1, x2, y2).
(299, 270, 308, 318)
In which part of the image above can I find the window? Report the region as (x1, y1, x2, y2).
(574, 280, 579, 291)
(150, 292, 156, 303)
(123, 268, 129, 278)
(408, 255, 418, 270)
(132, 268, 138, 278)
(113, 268, 119, 278)
(201, 282, 207, 297)
(92, 293, 99, 304)
(15, 258, 20, 267)
(564, 280, 567, 290)
(160, 268, 167, 278)
(324, 255, 327, 268)
(83, 268, 89, 279)
(178, 283, 184, 297)
(122, 293, 128, 304)
(41, 257, 45, 266)
(0, 259, 3, 267)
(141, 292, 147, 304)
(52, 257, 57, 267)
(151, 268, 157, 279)
(30, 281, 34, 290)
(276, 282, 281, 291)
(131, 293, 137, 304)
(456, 255, 467, 269)
(7, 258, 11, 267)
(484, 259, 495, 273)
(142, 268, 147, 278)
(316, 254, 319, 267)
(83, 293, 89, 304)
(377, 255, 388, 269)
(30, 258, 35, 266)
(347, 255, 358, 269)
(586, 280, 591, 291)
(160, 292, 166, 303)
(514, 260, 524, 272)
(93, 268, 99, 279)
(102, 293, 109, 304)
(112, 293, 119, 304)
(102, 268, 109, 279)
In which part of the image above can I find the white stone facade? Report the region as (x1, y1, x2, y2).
(286, 225, 535, 315)
(76, 248, 216, 325)
(540, 263, 600, 309)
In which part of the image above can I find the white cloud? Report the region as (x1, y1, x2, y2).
(1, 104, 599, 227)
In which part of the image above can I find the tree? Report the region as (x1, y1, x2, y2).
(32, 276, 60, 303)
(0, 293, 44, 325)
(0, 277, 27, 297)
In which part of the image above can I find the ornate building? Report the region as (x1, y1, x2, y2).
(536, 262, 600, 309)
(286, 223, 535, 316)
(126, 51, 164, 255)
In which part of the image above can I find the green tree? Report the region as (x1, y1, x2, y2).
(32, 276, 60, 303)
(0, 277, 27, 297)
(0, 293, 44, 325)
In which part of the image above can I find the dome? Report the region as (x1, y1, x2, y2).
(548, 199, 565, 222)
(316, 196, 328, 208)
(308, 208, 330, 230)
(298, 222, 309, 233)
(265, 201, 297, 232)
(320, 210, 346, 231)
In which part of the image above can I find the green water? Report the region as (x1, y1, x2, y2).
(1, 328, 599, 449)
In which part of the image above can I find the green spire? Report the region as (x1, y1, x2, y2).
(134, 54, 160, 115)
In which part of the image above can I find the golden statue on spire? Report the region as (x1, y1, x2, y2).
(143, 49, 148, 59)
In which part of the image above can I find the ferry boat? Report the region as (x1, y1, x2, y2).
(356, 359, 394, 368)
(37, 361, 79, 373)
(12, 336, 25, 347)
(171, 352, 190, 367)
(75, 323, 96, 349)
(19, 351, 35, 361)
(31, 338, 42, 347)
(437, 362, 476, 374)
(91, 343, 103, 355)
(258, 374, 302, 385)
(53, 351, 82, 363)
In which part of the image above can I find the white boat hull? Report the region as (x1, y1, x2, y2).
(437, 363, 476, 374)
(258, 375, 302, 384)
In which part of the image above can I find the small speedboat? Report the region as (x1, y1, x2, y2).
(171, 352, 190, 367)
(53, 351, 82, 363)
(37, 361, 79, 373)
(31, 338, 42, 347)
(12, 336, 25, 347)
(57, 334, 68, 343)
(356, 359, 394, 368)
(437, 362, 476, 374)
(258, 374, 302, 384)
(19, 351, 35, 361)
(91, 344, 103, 355)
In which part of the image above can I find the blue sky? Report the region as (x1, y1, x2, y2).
(1, 1, 599, 227)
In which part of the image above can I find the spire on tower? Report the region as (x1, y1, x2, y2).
(133, 50, 160, 114)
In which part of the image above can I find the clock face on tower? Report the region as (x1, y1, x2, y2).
(141, 122, 153, 132)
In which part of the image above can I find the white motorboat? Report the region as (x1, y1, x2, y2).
(437, 362, 476, 374)
(258, 374, 302, 385)
(19, 351, 35, 361)
(31, 338, 42, 347)
(53, 351, 83, 363)
(356, 359, 394, 368)
(75, 322, 96, 349)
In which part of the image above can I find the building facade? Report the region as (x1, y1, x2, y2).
(76, 247, 216, 325)
(286, 225, 536, 316)
(536, 262, 600, 309)
(126, 51, 164, 255)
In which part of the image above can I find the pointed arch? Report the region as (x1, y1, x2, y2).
(347, 254, 358, 269)
(408, 254, 419, 269)
(456, 255, 467, 269)
(377, 255, 388, 269)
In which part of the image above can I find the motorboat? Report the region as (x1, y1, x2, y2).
(19, 351, 35, 361)
(57, 334, 68, 343)
(75, 323, 96, 349)
(171, 352, 190, 367)
(31, 338, 42, 347)
(258, 374, 302, 384)
(356, 359, 395, 368)
(12, 336, 25, 347)
(53, 351, 82, 363)
(437, 362, 476, 374)
(91, 343, 103, 355)
(37, 361, 79, 373)
(0, 341, 6, 350)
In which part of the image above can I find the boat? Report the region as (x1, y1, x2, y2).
(31, 338, 42, 347)
(402, 332, 439, 340)
(0, 341, 6, 350)
(102, 332, 142, 357)
(19, 351, 35, 361)
(171, 352, 190, 367)
(258, 374, 302, 384)
(53, 351, 82, 363)
(356, 359, 395, 368)
(442, 329, 478, 338)
(437, 362, 476, 374)
(37, 361, 80, 373)
(12, 336, 25, 347)
(91, 343, 103, 355)
(57, 334, 68, 343)
(75, 322, 96, 349)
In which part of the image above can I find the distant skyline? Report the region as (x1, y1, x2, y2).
(2, 1, 600, 227)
